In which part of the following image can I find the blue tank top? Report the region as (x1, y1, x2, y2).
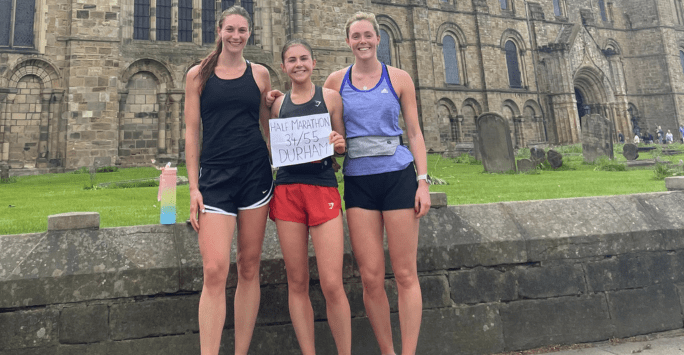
(340, 63, 414, 176)
(199, 61, 269, 168)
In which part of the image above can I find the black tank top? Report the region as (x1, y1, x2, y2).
(274, 86, 337, 187)
(199, 61, 268, 168)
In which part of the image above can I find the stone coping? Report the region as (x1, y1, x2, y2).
(1, 191, 683, 309)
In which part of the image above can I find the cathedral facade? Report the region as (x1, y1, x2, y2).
(1, 0, 684, 170)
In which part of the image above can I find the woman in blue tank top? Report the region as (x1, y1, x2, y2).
(184, 6, 273, 355)
(323, 12, 431, 355)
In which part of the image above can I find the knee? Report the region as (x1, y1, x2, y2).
(392, 265, 419, 290)
(203, 261, 229, 290)
(359, 268, 387, 296)
(287, 272, 310, 296)
(319, 276, 346, 303)
(236, 253, 261, 281)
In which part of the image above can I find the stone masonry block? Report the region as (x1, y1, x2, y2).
(47, 212, 100, 231)
(0, 347, 58, 355)
(449, 267, 516, 304)
(109, 297, 199, 340)
(586, 253, 675, 292)
(500, 295, 615, 351)
(418, 305, 504, 355)
(105, 333, 200, 355)
(59, 304, 109, 344)
(607, 284, 683, 338)
(429, 191, 447, 207)
(256, 284, 291, 325)
(0, 308, 59, 351)
(665, 177, 684, 191)
(419, 275, 452, 309)
(516, 262, 585, 298)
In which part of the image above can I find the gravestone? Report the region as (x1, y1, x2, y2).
(581, 114, 614, 163)
(476, 113, 516, 173)
(530, 147, 546, 164)
(0, 163, 8, 181)
(622, 143, 639, 161)
(517, 159, 535, 172)
(548, 149, 563, 169)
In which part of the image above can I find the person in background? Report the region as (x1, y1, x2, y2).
(666, 130, 674, 144)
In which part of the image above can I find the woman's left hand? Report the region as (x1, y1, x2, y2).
(414, 182, 431, 218)
(329, 131, 346, 155)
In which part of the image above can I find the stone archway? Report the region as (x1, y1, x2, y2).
(571, 66, 619, 142)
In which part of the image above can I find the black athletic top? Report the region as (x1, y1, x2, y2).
(199, 61, 269, 168)
(274, 86, 337, 187)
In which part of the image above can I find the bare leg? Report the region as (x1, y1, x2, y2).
(276, 219, 316, 355)
(234, 205, 269, 355)
(310, 213, 352, 355)
(347, 207, 395, 355)
(384, 209, 421, 355)
(198, 213, 236, 355)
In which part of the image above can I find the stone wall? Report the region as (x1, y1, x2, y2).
(3, 191, 684, 354)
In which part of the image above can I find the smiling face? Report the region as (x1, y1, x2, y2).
(346, 20, 380, 61)
(218, 14, 250, 53)
(281, 44, 316, 84)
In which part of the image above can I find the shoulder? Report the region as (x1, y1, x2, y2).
(186, 65, 201, 81)
(322, 87, 341, 100)
(386, 65, 413, 87)
(324, 67, 348, 90)
(250, 62, 270, 79)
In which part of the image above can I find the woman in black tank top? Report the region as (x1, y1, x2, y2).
(269, 39, 351, 355)
(184, 7, 273, 355)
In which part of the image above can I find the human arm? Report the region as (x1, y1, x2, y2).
(266, 90, 284, 109)
(184, 66, 204, 232)
(252, 64, 273, 147)
(389, 67, 431, 218)
(323, 88, 346, 155)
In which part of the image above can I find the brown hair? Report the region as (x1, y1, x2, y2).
(344, 12, 379, 38)
(195, 6, 252, 93)
(281, 38, 315, 63)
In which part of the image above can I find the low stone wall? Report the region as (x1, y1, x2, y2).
(3, 192, 684, 354)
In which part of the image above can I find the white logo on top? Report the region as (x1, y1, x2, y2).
(315, 100, 322, 107)
(381, 88, 389, 94)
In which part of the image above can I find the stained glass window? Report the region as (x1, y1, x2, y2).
(13, 1, 34, 46)
(242, 0, 255, 45)
(553, 0, 562, 17)
(442, 35, 460, 85)
(156, 0, 171, 41)
(500, 0, 508, 10)
(202, 0, 215, 44)
(680, 51, 684, 74)
(378, 29, 392, 66)
(222, 0, 236, 11)
(505, 41, 522, 88)
(178, 0, 193, 42)
(134, 0, 150, 40)
(0, 0, 14, 46)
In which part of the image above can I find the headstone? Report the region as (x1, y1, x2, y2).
(0, 163, 8, 181)
(622, 143, 639, 161)
(548, 149, 563, 169)
(517, 159, 535, 172)
(530, 147, 546, 164)
(472, 132, 482, 162)
(581, 114, 614, 163)
(476, 113, 516, 173)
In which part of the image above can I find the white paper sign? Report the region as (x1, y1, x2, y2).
(269, 113, 334, 168)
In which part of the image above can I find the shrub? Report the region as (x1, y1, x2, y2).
(593, 157, 626, 172)
(452, 153, 480, 165)
(97, 166, 119, 173)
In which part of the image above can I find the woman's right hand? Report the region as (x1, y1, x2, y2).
(266, 90, 284, 108)
(189, 188, 205, 233)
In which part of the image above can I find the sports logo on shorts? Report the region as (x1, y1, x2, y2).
(328, 202, 334, 209)
(262, 190, 268, 194)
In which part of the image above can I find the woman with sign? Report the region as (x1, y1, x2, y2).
(323, 12, 430, 355)
(269, 39, 351, 355)
(184, 6, 273, 355)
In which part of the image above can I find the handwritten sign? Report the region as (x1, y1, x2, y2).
(269, 113, 334, 168)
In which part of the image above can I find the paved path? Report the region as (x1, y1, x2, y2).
(501, 330, 684, 355)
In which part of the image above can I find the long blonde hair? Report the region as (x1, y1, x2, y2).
(195, 6, 252, 93)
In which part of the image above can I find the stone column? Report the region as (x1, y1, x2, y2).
(37, 91, 53, 167)
(535, 115, 544, 142)
(456, 115, 464, 143)
(169, 92, 183, 157)
(2, 93, 17, 162)
(157, 93, 168, 154)
(514, 116, 525, 148)
(117, 91, 128, 157)
(49, 90, 64, 164)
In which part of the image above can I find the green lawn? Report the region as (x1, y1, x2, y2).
(0, 144, 680, 235)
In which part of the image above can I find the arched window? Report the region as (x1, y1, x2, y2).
(680, 51, 684, 74)
(378, 28, 392, 66)
(500, 0, 508, 10)
(676, 0, 684, 25)
(442, 35, 460, 85)
(134, 0, 150, 40)
(599, 0, 608, 21)
(505, 41, 522, 88)
(202, 0, 216, 44)
(156, 0, 171, 41)
(553, 0, 562, 17)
